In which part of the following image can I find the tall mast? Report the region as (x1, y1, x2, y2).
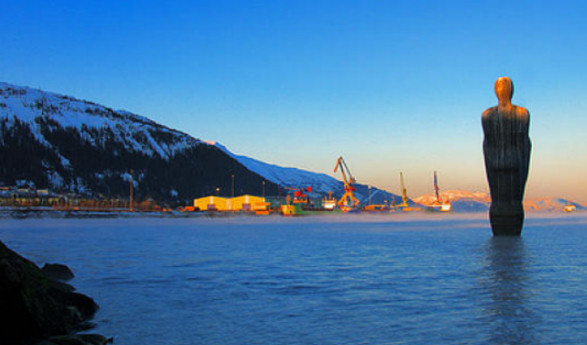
(434, 171, 441, 204)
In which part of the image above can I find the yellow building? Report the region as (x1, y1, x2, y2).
(193, 194, 268, 212)
(231, 194, 268, 212)
(193, 196, 230, 211)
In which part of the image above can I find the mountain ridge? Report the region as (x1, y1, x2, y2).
(0, 81, 281, 203)
(209, 141, 404, 204)
(414, 190, 585, 213)
(0, 81, 399, 205)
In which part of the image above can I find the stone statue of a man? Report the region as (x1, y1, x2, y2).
(482, 77, 531, 236)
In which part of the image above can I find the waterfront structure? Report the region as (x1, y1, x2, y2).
(482, 77, 531, 236)
(193, 194, 268, 212)
(193, 196, 230, 211)
(231, 194, 268, 212)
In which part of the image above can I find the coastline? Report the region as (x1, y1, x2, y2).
(0, 207, 584, 225)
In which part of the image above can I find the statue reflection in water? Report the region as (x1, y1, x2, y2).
(479, 237, 537, 345)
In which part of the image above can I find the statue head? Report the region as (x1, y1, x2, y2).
(494, 77, 513, 105)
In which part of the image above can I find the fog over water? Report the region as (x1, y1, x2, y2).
(1, 214, 587, 345)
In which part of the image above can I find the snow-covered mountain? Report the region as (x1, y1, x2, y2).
(524, 198, 585, 213)
(0, 81, 399, 205)
(0, 82, 200, 158)
(414, 190, 585, 213)
(414, 190, 491, 212)
(211, 142, 340, 194)
(0, 82, 280, 201)
(211, 142, 403, 204)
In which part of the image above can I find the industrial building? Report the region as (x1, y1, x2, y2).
(193, 196, 229, 211)
(193, 194, 269, 212)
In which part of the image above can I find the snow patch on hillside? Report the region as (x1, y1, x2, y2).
(414, 190, 491, 213)
(524, 198, 585, 213)
(0, 82, 201, 160)
(211, 142, 340, 194)
(209, 141, 403, 204)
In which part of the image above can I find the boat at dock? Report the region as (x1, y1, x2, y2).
(280, 203, 342, 216)
(279, 188, 343, 216)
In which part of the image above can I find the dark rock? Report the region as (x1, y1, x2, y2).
(67, 293, 100, 320)
(482, 77, 531, 236)
(42, 263, 75, 281)
(77, 334, 113, 345)
(0, 240, 99, 344)
(42, 334, 112, 345)
(43, 336, 86, 345)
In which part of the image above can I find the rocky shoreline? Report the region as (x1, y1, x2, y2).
(0, 240, 111, 345)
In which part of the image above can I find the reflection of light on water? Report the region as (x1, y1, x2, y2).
(479, 237, 539, 345)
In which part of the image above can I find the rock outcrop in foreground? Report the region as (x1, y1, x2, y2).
(0, 240, 110, 345)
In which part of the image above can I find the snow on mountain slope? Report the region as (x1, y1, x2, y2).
(210, 141, 403, 204)
(210, 142, 339, 194)
(414, 190, 491, 212)
(0, 81, 200, 159)
(524, 198, 585, 213)
(0, 82, 282, 200)
(414, 190, 586, 213)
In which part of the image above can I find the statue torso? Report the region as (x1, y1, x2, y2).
(482, 105, 531, 170)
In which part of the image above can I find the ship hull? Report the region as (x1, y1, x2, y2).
(281, 204, 342, 216)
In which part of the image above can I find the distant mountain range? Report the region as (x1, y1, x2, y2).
(414, 190, 585, 213)
(524, 197, 585, 213)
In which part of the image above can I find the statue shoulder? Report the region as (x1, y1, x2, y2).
(482, 106, 497, 121)
(514, 105, 530, 121)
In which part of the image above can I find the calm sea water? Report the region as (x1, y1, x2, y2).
(2, 214, 587, 345)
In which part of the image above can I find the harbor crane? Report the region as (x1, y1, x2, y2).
(334, 156, 360, 212)
(398, 172, 409, 208)
(433, 171, 452, 212)
(397, 172, 420, 211)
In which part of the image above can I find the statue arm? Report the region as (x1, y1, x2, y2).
(482, 108, 497, 168)
(516, 107, 531, 177)
(481, 108, 494, 143)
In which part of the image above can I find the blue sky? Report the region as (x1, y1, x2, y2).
(2, 1, 586, 202)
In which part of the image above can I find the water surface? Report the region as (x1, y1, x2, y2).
(1, 214, 587, 344)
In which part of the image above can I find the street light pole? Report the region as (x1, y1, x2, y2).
(262, 180, 265, 198)
(129, 169, 133, 212)
(231, 174, 234, 198)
